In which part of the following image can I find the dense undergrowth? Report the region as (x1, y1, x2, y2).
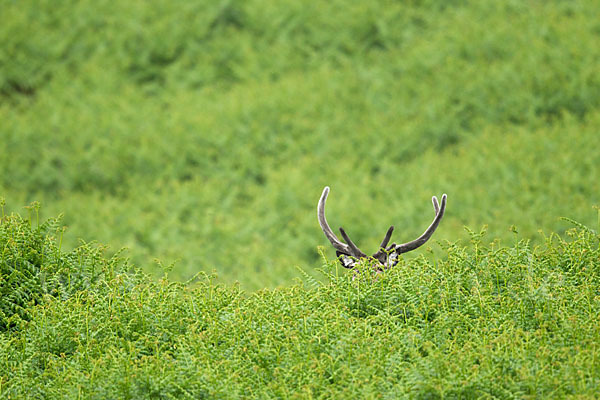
(2, 206, 599, 398)
(1, 0, 599, 289)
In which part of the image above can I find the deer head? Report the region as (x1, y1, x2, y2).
(317, 186, 447, 270)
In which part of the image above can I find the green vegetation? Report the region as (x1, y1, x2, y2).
(2, 0, 600, 393)
(1, 0, 599, 289)
(2, 203, 600, 397)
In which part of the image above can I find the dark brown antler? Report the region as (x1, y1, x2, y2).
(392, 194, 447, 254)
(338, 227, 367, 258)
(317, 187, 367, 258)
(372, 226, 394, 262)
(317, 187, 447, 269)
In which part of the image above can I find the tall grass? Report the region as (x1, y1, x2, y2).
(1, 206, 599, 397)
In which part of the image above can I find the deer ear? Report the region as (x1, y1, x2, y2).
(336, 251, 357, 269)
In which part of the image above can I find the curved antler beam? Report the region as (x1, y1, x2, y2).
(393, 194, 447, 254)
(318, 187, 352, 255)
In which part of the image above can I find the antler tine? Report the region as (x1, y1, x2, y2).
(394, 194, 447, 254)
(339, 227, 367, 258)
(379, 226, 394, 249)
(317, 187, 351, 254)
(432, 196, 440, 214)
(372, 226, 394, 259)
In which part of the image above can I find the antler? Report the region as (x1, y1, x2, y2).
(392, 194, 447, 254)
(371, 225, 395, 262)
(317, 187, 366, 258)
(339, 227, 367, 258)
(318, 186, 447, 268)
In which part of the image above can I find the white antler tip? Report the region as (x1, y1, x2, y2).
(320, 187, 330, 200)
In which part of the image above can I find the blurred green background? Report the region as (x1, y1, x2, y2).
(1, 0, 599, 290)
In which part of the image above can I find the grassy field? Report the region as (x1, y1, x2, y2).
(1, 0, 599, 289)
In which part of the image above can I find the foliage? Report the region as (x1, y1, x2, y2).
(0, 202, 129, 331)
(1, 0, 600, 289)
(1, 207, 599, 398)
(2, 0, 599, 396)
